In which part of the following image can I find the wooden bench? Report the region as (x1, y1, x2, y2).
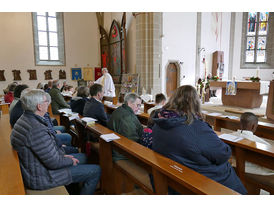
(0, 103, 10, 115)
(205, 113, 274, 141)
(103, 104, 274, 194)
(215, 131, 274, 194)
(0, 114, 68, 195)
(77, 119, 238, 195)
(0, 114, 25, 195)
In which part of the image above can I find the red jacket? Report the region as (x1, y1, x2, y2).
(4, 92, 14, 103)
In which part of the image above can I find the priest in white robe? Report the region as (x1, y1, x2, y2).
(95, 68, 116, 97)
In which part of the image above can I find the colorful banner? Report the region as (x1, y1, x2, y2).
(95, 67, 102, 81)
(82, 67, 94, 81)
(71, 68, 82, 81)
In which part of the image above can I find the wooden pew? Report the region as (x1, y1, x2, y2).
(104, 104, 274, 194)
(205, 113, 274, 141)
(77, 119, 238, 195)
(215, 131, 274, 194)
(0, 114, 25, 194)
(0, 103, 10, 115)
(144, 102, 155, 113)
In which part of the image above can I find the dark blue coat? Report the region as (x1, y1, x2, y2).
(152, 115, 247, 194)
(83, 97, 108, 126)
(70, 97, 88, 116)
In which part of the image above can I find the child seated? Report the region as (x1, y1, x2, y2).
(147, 93, 166, 115)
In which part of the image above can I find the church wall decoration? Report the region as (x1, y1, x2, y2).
(12, 70, 21, 81)
(0, 70, 6, 81)
(59, 70, 66, 79)
(71, 68, 82, 81)
(95, 67, 102, 81)
(100, 26, 110, 70)
(99, 12, 127, 85)
(44, 70, 53, 80)
(109, 20, 122, 84)
(27, 70, 37, 80)
(121, 73, 139, 94)
(82, 67, 94, 81)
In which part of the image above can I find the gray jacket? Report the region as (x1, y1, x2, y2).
(10, 111, 73, 190)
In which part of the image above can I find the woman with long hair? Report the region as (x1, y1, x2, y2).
(152, 85, 247, 194)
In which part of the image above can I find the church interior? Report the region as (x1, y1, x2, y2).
(0, 2, 274, 200)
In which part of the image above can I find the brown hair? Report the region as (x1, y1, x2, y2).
(163, 85, 202, 124)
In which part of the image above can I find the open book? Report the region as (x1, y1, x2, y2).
(63, 112, 79, 120)
(81, 117, 97, 126)
(58, 108, 72, 114)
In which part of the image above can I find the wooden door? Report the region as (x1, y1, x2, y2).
(166, 63, 178, 97)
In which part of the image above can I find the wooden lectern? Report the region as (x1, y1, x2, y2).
(210, 80, 263, 108)
(266, 80, 274, 121)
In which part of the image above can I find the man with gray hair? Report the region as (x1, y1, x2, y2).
(108, 93, 143, 161)
(95, 67, 115, 97)
(49, 80, 70, 114)
(10, 89, 101, 194)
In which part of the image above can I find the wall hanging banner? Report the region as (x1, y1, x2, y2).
(82, 67, 94, 81)
(226, 81, 237, 95)
(94, 67, 102, 81)
(71, 68, 82, 81)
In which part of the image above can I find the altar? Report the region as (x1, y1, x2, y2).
(209, 80, 269, 109)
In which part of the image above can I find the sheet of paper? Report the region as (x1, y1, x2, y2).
(220, 115, 239, 120)
(100, 133, 120, 142)
(207, 112, 222, 117)
(81, 117, 98, 123)
(58, 108, 72, 114)
(219, 134, 243, 142)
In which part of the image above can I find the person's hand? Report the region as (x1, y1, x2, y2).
(56, 130, 61, 134)
(71, 157, 79, 166)
(64, 154, 74, 158)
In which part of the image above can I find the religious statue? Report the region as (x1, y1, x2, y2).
(59, 70, 66, 79)
(27, 70, 37, 80)
(0, 70, 6, 81)
(12, 70, 21, 81)
(44, 70, 53, 80)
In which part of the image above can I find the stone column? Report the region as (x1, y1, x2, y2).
(136, 12, 162, 95)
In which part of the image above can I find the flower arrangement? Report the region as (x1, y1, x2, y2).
(250, 76, 261, 82)
(210, 76, 219, 81)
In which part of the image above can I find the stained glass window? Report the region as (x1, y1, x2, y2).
(32, 12, 65, 66)
(245, 12, 269, 63)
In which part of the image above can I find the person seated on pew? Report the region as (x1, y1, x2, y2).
(45, 80, 52, 93)
(10, 88, 75, 151)
(70, 86, 89, 116)
(230, 112, 274, 176)
(152, 85, 247, 194)
(10, 89, 101, 194)
(60, 80, 67, 92)
(9, 84, 29, 114)
(49, 80, 70, 114)
(4, 83, 17, 103)
(147, 93, 166, 115)
(108, 93, 143, 162)
(83, 83, 108, 127)
(231, 112, 271, 145)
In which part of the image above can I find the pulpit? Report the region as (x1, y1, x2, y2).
(209, 80, 267, 109)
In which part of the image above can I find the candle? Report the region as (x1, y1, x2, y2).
(256, 66, 260, 78)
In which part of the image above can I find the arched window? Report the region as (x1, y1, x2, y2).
(241, 12, 274, 68)
(32, 12, 65, 65)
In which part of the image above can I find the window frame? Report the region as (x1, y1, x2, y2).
(241, 12, 274, 69)
(32, 12, 66, 66)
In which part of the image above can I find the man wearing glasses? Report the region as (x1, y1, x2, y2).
(108, 93, 143, 162)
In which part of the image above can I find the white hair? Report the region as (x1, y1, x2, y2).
(21, 89, 51, 113)
(102, 68, 108, 73)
